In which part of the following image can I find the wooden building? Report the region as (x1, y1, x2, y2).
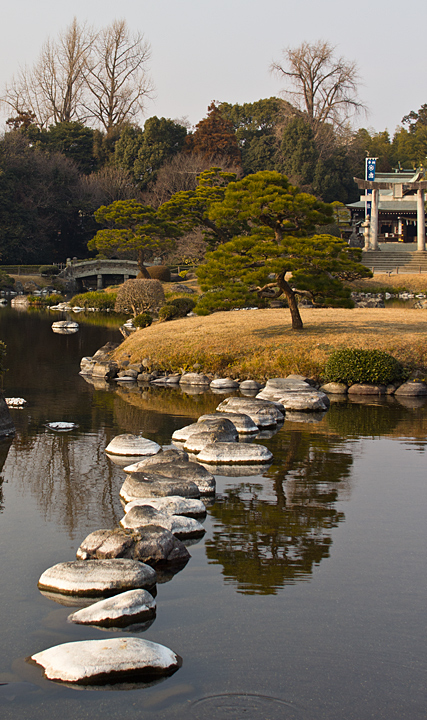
(348, 170, 426, 248)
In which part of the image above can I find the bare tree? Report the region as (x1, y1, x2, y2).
(2, 18, 94, 127)
(84, 19, 153, 133)
(271, 40, 366, 137)
(143, 151, 242, 208)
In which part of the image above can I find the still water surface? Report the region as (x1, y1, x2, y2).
(0, 307, 425, 719)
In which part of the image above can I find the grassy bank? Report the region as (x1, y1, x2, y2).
(111, 307, 427, 381)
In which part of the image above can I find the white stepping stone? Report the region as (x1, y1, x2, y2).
(276, 390, 330, 412)
(209, 378, 239, 389)
(105, 434, 161, 457)
(216, 397, 283, 427)
(125, 460, 216, 495)
(31, 637, 180, 684)
(38, 559, 156, 597)
(197, 441, 273, 464)
(45, 422, 78, 432)
(68, 589, 156, 627)
(121, 506, 205, 539)
(120, 475, 201, 503)
(5, 397, 27, 407)
(125, 496, 206, 517)
(197, 412, 258, 434)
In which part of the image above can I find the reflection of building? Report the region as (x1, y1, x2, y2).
(348, 170, 426, 250)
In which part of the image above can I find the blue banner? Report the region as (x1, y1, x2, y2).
(365, 157, 377, 217)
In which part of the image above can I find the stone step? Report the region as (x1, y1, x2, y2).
(361, 251, 427, 273)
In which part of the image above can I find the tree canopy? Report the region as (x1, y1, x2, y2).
(196, 171, 371, 328)
(89, 198, 178, 274)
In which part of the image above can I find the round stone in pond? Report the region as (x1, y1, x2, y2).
(76, 526, 190, 566)
(125, 461, 216, 495)
(30, 637, 181, 684)
(210, 378, 239, 389)
(277, 390, 330, 412)
(38, 558, 156, 597)
(120, 474, 201, 502)
(121, 506, 205, 539)
(197, 442, 273, 464)
(125, 496, 206, 518)
(45, 421, 78, 432)
(197, 412, 258, 435)
(105, 434, 161, 457)
(68, 589, 156, 627)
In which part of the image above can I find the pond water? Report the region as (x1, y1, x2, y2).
(0, 307, 425, 720)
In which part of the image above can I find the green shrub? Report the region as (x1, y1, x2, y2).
(0, 270, 14, 289)
(147, 265, 171, 282)
(45, 294, 63, 304)
(133, 312, 153, 328)
(194, 286, 263, 315)
(168, 296, 196, 316)
(158, 304, 180, 322)
(39, 265, 59, 276)
(324, 348, 404, 385)
(69, 291, 117, 310)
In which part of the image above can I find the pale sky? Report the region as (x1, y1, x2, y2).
(1, 0, 426, 135)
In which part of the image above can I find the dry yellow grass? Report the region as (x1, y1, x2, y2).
(349, 273, 427, 293)
(112, 306, 427, 381)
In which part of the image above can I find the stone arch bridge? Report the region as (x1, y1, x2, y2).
(59, 259, 139, 291)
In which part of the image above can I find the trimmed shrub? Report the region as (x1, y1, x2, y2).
(158, 304, 180, 322)
(147, 265, 171, 282)
(0, 270, 15, 289)
(39, 265, 59, 276)
(69, 291, 117, 310)
(324, 348, 404, 385)
(133, 312, 153, 328)
(168, 296, 196, 316)
(114, 279, 165, 317)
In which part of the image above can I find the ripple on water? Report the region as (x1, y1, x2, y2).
(191, 692, 305, 719)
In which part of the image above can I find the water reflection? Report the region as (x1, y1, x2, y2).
(205, 430, 352, 594)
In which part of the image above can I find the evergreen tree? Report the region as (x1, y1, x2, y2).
(196, 171, 370, 329)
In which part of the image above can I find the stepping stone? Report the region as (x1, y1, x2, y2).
(68, 589, 156, 627)
(197, 412, 258, 435)
(5, 397, 27, 407)
(179, 372, 210, 386)
(275, 390, 330, 412)
(197, 441, 273, 464)
(209, 378, 239, 389)
(348, 384, 386, 395)
(76, 527, 190, 566)
(38, 559, 156, 597)
(124, 461, 216, 495)
(121, 506, 205, 539)
(31, 637, 180, 684)
(394, 381, 427, 396)
(105, 434, 161, 457)
(45, 422, 78, 432)
(172, 417, 237, 442)
(124, 448, 189, 469)
(183, 427, 237, 454)
(125, 496, 206, 518)
(320, 382, 348, 394)
(216, 397, 283, 427)
(120, 473, 201, 503)
(239, 380, 263, 392)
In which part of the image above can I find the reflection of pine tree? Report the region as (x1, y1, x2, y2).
(205, 430, 352, 594)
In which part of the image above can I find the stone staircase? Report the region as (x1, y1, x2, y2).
(361, 250, 427, 274)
